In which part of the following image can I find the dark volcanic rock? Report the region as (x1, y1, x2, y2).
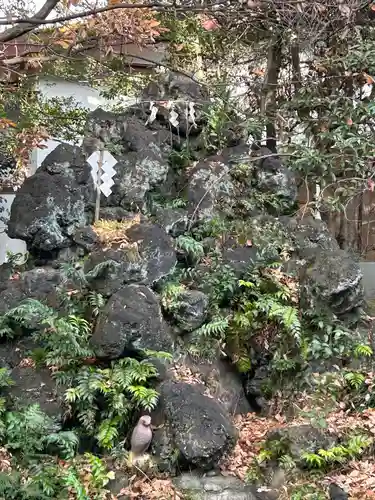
(266, 424, 338, 468)
(222, 238, 259, 278)
(244, 364, 271, 412)
(9, 365, 66, 420)
(253, 147, 297, 212)
(299, 248, 364, 318)
(154, 206, 189, 237)
(141, 72, 208, 136)
(187, 154, 235, 224)
(83, 109, 171, 211)
(154, 381, 237, 470)
(91, 284, 174, 359)
(72, 226, 98, 252)
(169, 289, 209, 333)
(125, 222, 177, 284)
(84, 247, 147, 297)
(329, 484, 348, 500)
(0, 267, 63, 327)
(7, 144, 94, 252)
(187, 358, 253, 415)
(0, 338, 66, 420)
(84, 222, 177, 295)
(280, 216, 340, 258)
(174, 473, 278, 500)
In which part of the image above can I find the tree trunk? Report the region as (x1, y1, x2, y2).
(260, 35, 282, 153)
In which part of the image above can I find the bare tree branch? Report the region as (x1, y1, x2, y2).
(0, 2, 173, 28)
(0, 0, 61, 43)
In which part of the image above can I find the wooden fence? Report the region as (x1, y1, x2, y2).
(298, 182, 375, 261)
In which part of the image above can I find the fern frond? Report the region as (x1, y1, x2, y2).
(128, 385, 159, 411)
(85, 260, 121, 280)
(176, 235, 204, 261)
(96, 418, 120, 450)
(194, 317, 229, 338)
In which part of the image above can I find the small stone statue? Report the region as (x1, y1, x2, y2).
(128, 415, 153, 465)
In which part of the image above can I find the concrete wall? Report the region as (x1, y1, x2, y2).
(0, 194, 27, 264)
(0, 76, 135, 264)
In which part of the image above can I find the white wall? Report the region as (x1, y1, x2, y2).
(32, 76, 134, 172)
(0, 194, 27, 264)
(0, 76, 135, 264)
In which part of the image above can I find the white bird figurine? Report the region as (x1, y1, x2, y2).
(128, 415, 153, 465)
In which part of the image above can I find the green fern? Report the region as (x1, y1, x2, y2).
(353, 344, 373, 358)
(278, 454, 296, 470)
(84, 453, 115, 490)
(31, 311, 94, 376)
(87, 291, 105, 317)
(45, 431, 79, 460)
(0, 368, 14, 389)
(127, 385, 159, 410)
(62, 467, 90, 500)
(187, 316, 229, 361)
(65, 356, 163, 450)
(176, 235, 204, 262)
(345, 371, 365, 389)
(194, 317, 229, 338)
(96, 418, 120, 450)
(160, 283, 185, 313)
(302, 434, 372, 469)
(4, 404, 79, 460)
(301, 452, 325, 469)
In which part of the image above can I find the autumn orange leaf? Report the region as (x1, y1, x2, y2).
(0, 118, 16, 129)
(148, 19, 161, 28)
(364, 73, 375, 84)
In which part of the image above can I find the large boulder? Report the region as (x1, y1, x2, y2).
(125, 222, 177, 284)
(84, 222, 176, 295)
(83, 109, 171, 211)
(153, 381, 237, 470)
(187, 154, 236, 224)
(154, 206, 189, 237)
(280, 216, 340, 258)
(265, 424, 338, 469)
(0, 267, 63, 328)
(188, 358, 253, 415)
(7, 144, 94, 252)
(299, 249, 364, 318)
(186, 145, 297, 225)
(9, 364, 66, 421)
(253, 147, 297, 212)
(91, 284, 174, 359)
(167, 289, 209, 333)
(0, 338, 66, 421)
(84, 247, 147, 297)
(329, 484, 348, 500)
(174, 473, 277, 500)
(277, 216, 364, 319)
(222, 238, 259, 278)
(141, 71, 208, 136)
